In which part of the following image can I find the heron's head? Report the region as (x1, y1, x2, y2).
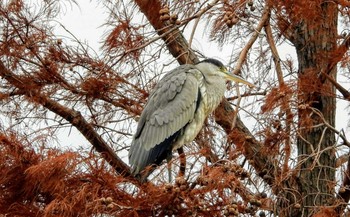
(196, 58, 255, 87)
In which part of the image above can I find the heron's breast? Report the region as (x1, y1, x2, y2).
(172, 105, 207, 150)
(171, 79, 226, 150)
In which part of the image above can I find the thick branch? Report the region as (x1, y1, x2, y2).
(134, 0, 199, 64)
(214, 99, 276, 186)
(0, 60, 132, 178)
(321, 71, 350, 101)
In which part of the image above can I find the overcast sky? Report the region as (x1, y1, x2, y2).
(55, 1, 106, 51)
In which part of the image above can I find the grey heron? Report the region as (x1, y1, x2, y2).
(128, 58, 254, 181)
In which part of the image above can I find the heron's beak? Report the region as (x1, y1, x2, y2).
(224, 71, 255, 88)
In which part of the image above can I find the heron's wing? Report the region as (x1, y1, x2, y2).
(129, 65, 202, 175)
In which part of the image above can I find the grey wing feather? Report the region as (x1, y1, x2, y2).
(129, 65, 202, 175)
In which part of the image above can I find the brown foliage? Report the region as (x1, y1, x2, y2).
(0, 132, 134, 216)
(81, 77, 111, 98)
(0, 132, 41, 215)
(0, 131, 268, 216)
(104, 19, 145, 60)
(312, 207, 338, 217)
(273, 0, 326, 23)
(261, 84, 294, 114)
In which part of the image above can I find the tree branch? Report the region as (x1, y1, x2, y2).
(134, 0, 199, 64)
(265, 19, 293, 175)
(322, 34, 350, 82)
(232, 4, 271, 75)
(0, 60, 133, 178)
(321, 71, 350, 101)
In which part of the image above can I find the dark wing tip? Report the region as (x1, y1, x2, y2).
(128, 128, 184, 179)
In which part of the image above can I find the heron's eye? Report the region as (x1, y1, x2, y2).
(220, 66, 227, 72)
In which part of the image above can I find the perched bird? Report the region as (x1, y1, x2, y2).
(128, 58, 254, 181)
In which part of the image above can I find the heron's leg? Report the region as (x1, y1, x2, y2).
(177, 147, 186, 178)
(139, 165, 157, 183)
(166, 152, 173, 183)
(166, 160, 172, 183)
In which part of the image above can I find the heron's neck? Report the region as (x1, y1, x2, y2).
(202, 78, 227, 114)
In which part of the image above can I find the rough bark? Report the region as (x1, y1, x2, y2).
(287, 2, 337, 216)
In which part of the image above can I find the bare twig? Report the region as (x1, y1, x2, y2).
(231, 85, 241, 129)
(188, 0, 220, 49)
(226, 91, 267, 100)
(265, 19, 292, 175)
(310, 107, 350, 148)
(232, 4, 271, 75)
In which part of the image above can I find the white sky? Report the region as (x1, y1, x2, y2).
(54, 1, 106, 51)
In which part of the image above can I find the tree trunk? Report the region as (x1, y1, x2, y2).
(284, 2, 338, 216)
